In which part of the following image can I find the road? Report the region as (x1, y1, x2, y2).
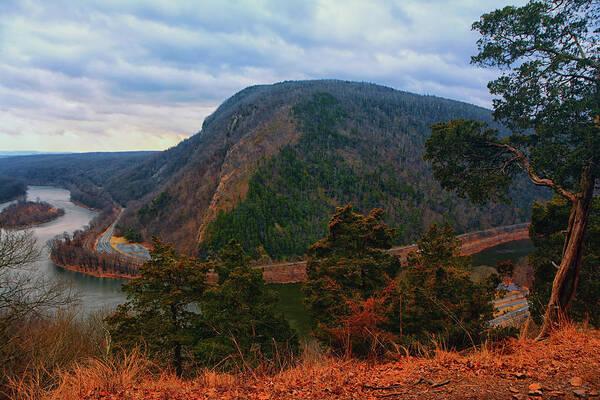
(95, 208, 150, 262)
(490, 292, 530, 327)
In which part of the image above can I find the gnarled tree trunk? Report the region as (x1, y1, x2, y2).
(537, 168, 596, 339)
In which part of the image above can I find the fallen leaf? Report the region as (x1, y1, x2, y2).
(528, 382, 542, 392)
(573, 389, 587, 398)
(508, 386, 520, 393)
(570, 376, 583, 386)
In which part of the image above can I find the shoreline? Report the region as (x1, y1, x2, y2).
(0, 207, 65, 230)
(52, 224, 532, 283)
(50, 254, 137, 280)
(71, 199, 103, 212)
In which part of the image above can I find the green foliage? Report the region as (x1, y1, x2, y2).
(397, 223, 495, 349)
(528, 196, 600, 327)
(194, 240, 298, 369)
(106, 238, 209, 375)
(302, 204, 401, 354)
(202, 89, 543, 261)
(425, 120, 517, 204)
(121, 227, 143, 243)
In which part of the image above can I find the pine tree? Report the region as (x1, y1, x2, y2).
(194, 240, 298, 369)
(106, 237, 210, 375)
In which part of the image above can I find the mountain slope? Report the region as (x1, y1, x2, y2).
(110, 80, 546, 258)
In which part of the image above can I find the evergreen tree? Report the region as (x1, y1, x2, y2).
(397, 224, 496, 349)
(194, 240, 297, 369)
(302, 204, 401, 353)
(424, 0, 599, 337)
(528, 196, 600, 327)
(106, 237, 209, 375)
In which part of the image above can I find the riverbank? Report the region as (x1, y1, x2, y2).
(0, 200, 65, 229)
(52, 223, 532, 282)
(50, 253, 137, 280)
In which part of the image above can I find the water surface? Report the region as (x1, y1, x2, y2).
(0, 186, 126, 314)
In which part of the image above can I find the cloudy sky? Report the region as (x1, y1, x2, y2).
(0, 0, 519, 152)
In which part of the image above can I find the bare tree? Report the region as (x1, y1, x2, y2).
(0, 229, 77, 330)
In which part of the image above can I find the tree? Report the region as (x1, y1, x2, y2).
(528, 195, 600, 327)
(106, 237, 209, 375)
(195, 240, 297, 370)
(496, 261, 515, 281)
(397, 224, 496, 349)
(424, 0, 599, 338)
(0, 229, 75, 331)
(302, 204, 401, 354)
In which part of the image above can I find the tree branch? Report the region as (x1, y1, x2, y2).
(490, 142, 576, 202)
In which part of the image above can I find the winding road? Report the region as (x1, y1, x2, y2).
(95, 208, 150, 261)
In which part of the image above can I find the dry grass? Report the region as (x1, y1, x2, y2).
(26, 323, 598, 400)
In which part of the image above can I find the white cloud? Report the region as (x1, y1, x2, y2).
(0, 0, 520, 152)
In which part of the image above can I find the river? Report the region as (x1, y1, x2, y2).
(0, 186, 126, 314)
(1, 186, 536, 325)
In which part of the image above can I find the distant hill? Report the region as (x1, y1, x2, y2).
(105, 80, 547, 259)
(0, 152, 155, 209)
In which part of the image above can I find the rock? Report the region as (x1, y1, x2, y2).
(589, 390, 599, 397)
(528, 383, 542, 392)
(570, 377, 584, 387)
(508, 386, 520, 393)
(573, 388, 587, 398)
(548, 391, 565, 397)
(514, 372, 527, 379)
(512, 394, 527, 400)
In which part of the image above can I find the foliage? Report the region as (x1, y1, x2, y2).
(50, 208, 139, 278)
(194, 240, 298, 369)
(137, 192, 171, 224)
(0, 176, 26, 202)
(201, 86, 544, 260)
(496, 260, 515, 280)
(123, 227, 143, 243)
(424, 0, 599, 336)
(106, 238, 210, 375)
(397, 223, 496, 349)
(528, 196, 600, 327)
(302, 204, 401, 356)
(0, 200, 64, 229)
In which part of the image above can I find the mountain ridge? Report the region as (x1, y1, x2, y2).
(106, 80, 545, 258)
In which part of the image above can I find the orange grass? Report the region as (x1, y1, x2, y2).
(30, 325, 600, 400)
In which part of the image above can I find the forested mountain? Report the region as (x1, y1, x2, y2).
(107, 80, 547, 259)
(0, 176, 26, 202)
(0, 152, 155, 209)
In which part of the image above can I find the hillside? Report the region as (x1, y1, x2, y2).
(0, 152, 155, 209)
(109, 80, 546, 259)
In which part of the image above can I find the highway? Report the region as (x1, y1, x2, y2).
(95, 208, 150, 262)
(490, 292, 530, 327)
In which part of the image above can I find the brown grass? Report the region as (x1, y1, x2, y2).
(21, 323, 598, 400)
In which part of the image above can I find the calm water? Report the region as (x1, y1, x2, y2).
(0, 186, 126, 314)
(1, 186, 536, 332)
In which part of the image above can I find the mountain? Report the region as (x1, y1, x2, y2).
(0, 152, 155, 209)
(107, 80, 546, 259)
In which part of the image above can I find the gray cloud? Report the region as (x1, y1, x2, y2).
(0, 0, 521, 152)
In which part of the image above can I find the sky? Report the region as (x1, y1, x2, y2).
(0, 0, 520, 152)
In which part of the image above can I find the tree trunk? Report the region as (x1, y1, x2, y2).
(536, 170, 595, 339)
